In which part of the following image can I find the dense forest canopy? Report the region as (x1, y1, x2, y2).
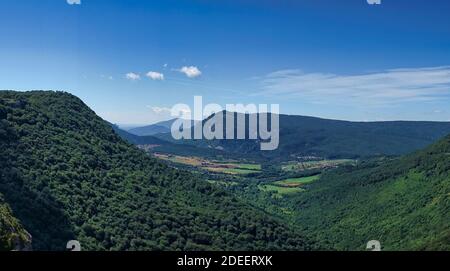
(1, 90, 448, 251)
(0, 90, 311, 251)
(291, 134, 450, 250)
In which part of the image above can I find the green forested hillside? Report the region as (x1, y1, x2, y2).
(0, 91, 310, 251)
(1, 104, 30, 250)
(292, 134, 450, 250)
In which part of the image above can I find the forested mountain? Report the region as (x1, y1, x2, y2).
(111, 124, 169, 145)
(127, 120, 173, 136)
(0, 91, 311, 251)
(128, 119, 199, 136)
(155, 111, 450, 160)
(292, 134, 450, 250)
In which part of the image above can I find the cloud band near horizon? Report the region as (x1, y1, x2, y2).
(260, 66, 450, 106)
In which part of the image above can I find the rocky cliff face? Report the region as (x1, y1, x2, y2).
(0, 197, 32, 251)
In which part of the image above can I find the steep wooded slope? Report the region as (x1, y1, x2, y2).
(0, 91, 310, 251)
(293, 134, 450, 250)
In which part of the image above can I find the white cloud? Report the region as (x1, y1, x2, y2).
(260, 66, 450, 106)
(126, 72, 140, 81)
(178, 66, 202, 78)
(148, 106, 192, 119)
(146, 71, 164, 81)
(149, 106, 171, 114)
(179, 108, 192, 116)
(67, 0, 81, 5)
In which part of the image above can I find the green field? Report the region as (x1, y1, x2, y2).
(259, 175, 320, 198)
(233, 164, 262, 170)
(154, 154, 261, 175)
(259, 184, 305, 198)
(206, 163, 261, 174)
(282, 159, 355, 172)
(274, 175, 321, 187)
(206, 167, 260, 175)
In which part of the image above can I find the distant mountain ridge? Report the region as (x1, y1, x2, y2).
(154, 111, 450, 160)
(111, 124, 229, 158)
(128, 118, 197, 136)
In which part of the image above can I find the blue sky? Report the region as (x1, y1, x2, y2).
(1, 0, 450, 125)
